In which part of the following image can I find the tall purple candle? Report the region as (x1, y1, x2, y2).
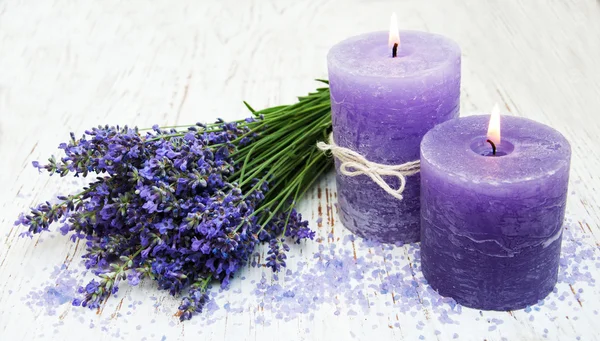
(328, 29, 461, 243)
(420, 113, 571, 310)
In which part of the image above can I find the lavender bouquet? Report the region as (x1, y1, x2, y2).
(15, 81, 332, 320)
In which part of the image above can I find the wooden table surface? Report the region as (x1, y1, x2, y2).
(1, 0, 599, 340)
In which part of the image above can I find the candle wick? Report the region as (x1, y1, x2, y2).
(392, 43, 398, 58)
(486, 139, 497, 156)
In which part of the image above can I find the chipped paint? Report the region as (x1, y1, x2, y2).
(569, 284, 583, 307)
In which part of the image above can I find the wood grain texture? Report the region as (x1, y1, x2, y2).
(1, 0, 599, 340)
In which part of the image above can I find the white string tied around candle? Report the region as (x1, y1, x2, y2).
(317, 133, 420, 200)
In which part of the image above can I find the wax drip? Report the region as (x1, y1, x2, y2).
(486, 139, 497, 156)
(392, 43, 398, 58)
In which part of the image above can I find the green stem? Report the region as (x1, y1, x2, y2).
(233, 112, 330, 185)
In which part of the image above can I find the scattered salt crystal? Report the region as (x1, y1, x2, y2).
(20, 216, 600, 337)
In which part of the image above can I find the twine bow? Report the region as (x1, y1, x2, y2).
(317, 133, 420, 200)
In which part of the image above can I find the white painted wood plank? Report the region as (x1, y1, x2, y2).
(1, 0, 599, 340)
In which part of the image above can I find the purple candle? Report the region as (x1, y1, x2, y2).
(327, 25, 461, 243)
(420, 112, 571, 310)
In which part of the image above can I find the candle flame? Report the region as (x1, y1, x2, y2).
(487, 104, 501, 145)
(389, 12, 400, 48)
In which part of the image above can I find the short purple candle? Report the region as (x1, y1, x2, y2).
(420, 114, 571, 310)
(327, 30, 461, 243)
